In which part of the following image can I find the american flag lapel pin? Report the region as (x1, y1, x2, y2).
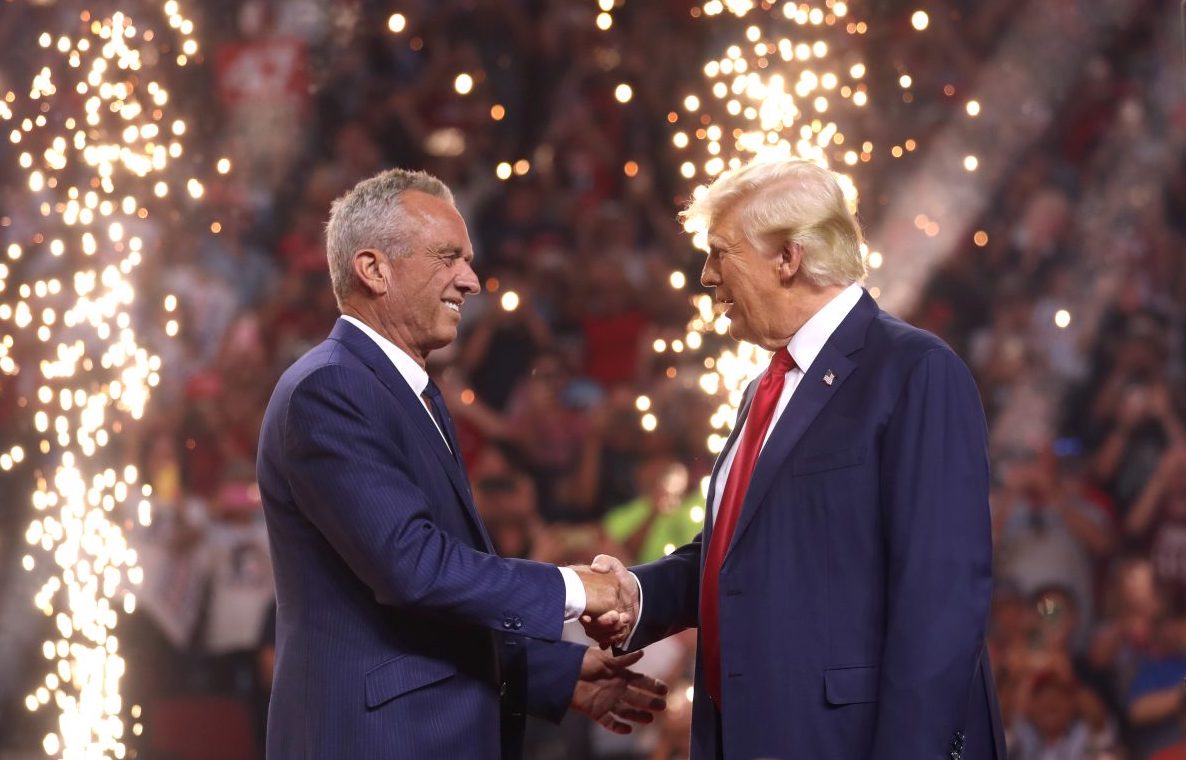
(823, 369, 835, 386)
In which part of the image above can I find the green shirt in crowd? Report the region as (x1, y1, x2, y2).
(603, 495, 705, 563)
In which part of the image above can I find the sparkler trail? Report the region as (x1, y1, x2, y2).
(650, 0, 884, 467)
(1, 3, 207, 756)
(639, 1, 962, 512)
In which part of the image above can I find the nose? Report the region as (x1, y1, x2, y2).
(457, 259, 480, 296)
(701, 252, 721, 288)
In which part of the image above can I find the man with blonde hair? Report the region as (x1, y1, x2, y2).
(584, 158, 1005, 759)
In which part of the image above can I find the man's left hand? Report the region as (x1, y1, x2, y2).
(571, 648, 668, 734)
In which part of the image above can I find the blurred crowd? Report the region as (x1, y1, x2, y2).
(0, 0, 1184, 758)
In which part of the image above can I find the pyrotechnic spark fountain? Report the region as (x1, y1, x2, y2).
(640, 1, 962, 507)
(644, 0, 879, 463)
(1, 3, 205, 756)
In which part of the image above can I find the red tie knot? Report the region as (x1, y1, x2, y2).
(768, 347, 796, 376)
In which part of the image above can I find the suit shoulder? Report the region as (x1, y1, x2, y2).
(275, 338, 365, 395)
(262, 339, 368, 428)
(869, 309, 966, 371)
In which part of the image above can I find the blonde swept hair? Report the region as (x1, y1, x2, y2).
(681, 159, 866, 287)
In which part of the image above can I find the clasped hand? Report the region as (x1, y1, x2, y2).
(568, 554, 639, 648)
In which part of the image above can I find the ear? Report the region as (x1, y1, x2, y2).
(777, 241, 802, 284)
(351, 249, 389, 296)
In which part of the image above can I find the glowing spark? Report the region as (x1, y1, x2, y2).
(4, 6, 198, 756)
(650, 1, 905, 496)
(387, 13, 407, 33)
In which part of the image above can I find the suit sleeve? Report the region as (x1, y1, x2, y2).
(282, 364, 566, 642)
(623, 534, 703, 651)
(522, 637, 586, 723)
(871, 348, 993, 759)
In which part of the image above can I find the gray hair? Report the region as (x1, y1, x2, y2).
(681, 159, 866, 287)
(325, 168, 455, 308)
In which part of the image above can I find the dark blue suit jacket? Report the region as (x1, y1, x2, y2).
(257, 319, 585, 759)
(627, 291, 1005, 760)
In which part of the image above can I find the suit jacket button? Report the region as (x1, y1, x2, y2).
(513, 620, 523, 630)
(503, 619, 513, 629)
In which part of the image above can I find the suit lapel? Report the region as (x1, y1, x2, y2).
(328, 319, 494, 552)
(724, 292, 878, 561)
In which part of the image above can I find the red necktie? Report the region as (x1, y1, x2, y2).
(700, 347, 796, 706)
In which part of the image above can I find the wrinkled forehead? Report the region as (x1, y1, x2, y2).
(402, 191, 473, 251)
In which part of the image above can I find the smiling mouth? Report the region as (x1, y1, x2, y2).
(443, 300, 461, 313)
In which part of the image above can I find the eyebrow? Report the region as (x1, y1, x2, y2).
(432, 244, 470, 260)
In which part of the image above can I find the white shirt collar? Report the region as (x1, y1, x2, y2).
(784, 282, 864, 374)
(340, 315, 430, 397)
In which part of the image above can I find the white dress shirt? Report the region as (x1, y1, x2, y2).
(340, 315, 586, 621)
(625, 283, 865, 646)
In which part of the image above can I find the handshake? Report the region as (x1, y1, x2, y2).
(570, 554, 638, 648)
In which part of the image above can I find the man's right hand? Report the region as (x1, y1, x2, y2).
(574, 554, 640, 648)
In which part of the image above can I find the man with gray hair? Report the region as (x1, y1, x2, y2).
(257, 168, 663, 759)
(582, 158, 1005, 759)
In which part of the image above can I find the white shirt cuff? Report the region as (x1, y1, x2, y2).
(558, 566, 586, 622)
(622, 572, 644, 650)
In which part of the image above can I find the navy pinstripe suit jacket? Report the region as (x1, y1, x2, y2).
(258, 318, 585, 759)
